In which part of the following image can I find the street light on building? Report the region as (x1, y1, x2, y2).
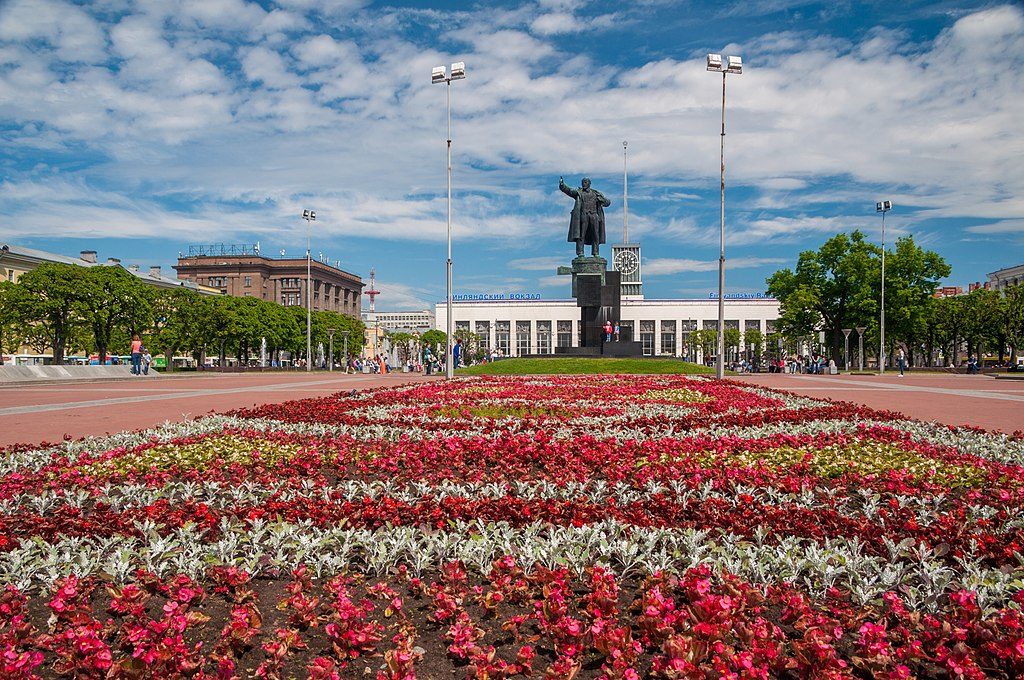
(707, 53, 742, 380)
(876, 200, 892, 373)
(302, 209, 316, 372)
(432, 61, 466, 379)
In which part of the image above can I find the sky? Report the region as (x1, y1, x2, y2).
(1, 0, 1022, 311)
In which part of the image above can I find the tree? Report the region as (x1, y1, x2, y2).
(453, 328, 479, 364)
(79, 266, 153, 365)
(767, 231, 949, 365)
(0, 281, 21, 365)
(420, 329, 446, 355)
(1005, 284, 1024, 362)
(150, 287, 203, 369)
(743, 328, 764, 360)
(690, 328, 717, 363)
(879, 237, 951, 366)
(387, 331, 417, 366)
(724, 327, 741, 362)
(767, 231, 877, 363)
(8, 263, 90, 364)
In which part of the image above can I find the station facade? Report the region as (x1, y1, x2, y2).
(435, 296, 780, 360)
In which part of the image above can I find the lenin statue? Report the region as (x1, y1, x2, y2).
(560, 176, 611, 258)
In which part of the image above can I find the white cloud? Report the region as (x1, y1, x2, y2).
(644, 256, 786, 276)
(0, 0, 1020, 286)
(965, 219, 1024, 235)
(508, 256, 565, 271)
(0, 0, 106, 63)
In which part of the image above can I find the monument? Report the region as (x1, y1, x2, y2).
(555, 176, 643, 357)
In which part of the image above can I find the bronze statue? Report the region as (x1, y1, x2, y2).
(560, 176, 610, 258)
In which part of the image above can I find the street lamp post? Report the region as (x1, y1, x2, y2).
(707, 53, 742, 380)
(856, 326, 866, 372)
(302, 209, 316, 372)
(327, 328, 335, 372)
(842, 328, 852, 371)
(341, 331, 350, 373)
(432, 61, 466, 380)
(876, 200, 892, 373)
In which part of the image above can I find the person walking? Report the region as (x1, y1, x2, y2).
(897, 347, 906, 377)
(453, 339, 462, 368)
(142, 347, 153, 376)
(129, 334, 143, 375)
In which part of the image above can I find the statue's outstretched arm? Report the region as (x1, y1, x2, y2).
(559, 178, 577, 198)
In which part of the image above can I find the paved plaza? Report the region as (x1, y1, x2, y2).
(0, 372, 435, 447)
(0, 370, 1020, 448)
(734, 372, 1024, 434)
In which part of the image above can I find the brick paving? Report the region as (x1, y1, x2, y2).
(1, 370, 1020, 449)
(0, 371, 436, 447)
(733, 373, 1024, 434)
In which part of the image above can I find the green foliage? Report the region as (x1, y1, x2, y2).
(767, 231, 949, 363)
(2, 264, 364, 367)
(6, 263, 90, 363)
(743, 328, 764, 357)
(767, 231, 878, 362)
(456, 357, 717, 376)
(420, 329, 447, 352)
(79, 266, 154, 363)
(1006, 284, 1024, 358)
(689, 328, 717, 360)
(0, 281, 22, 361)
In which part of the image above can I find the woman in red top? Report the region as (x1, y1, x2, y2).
(130, 334, 143, 375)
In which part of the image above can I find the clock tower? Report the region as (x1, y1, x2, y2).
(612, 244, 643, 298)
(612, 141, 643, 299)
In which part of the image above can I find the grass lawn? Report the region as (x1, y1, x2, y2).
(456, 357, 719, 375)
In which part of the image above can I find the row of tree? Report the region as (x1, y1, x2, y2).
(766, 231, 1023, 366)
(0, 263, 365, 368)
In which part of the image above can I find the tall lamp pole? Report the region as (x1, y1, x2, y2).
(876, 200, 892, 373)
(327, 328, 335, 372)
(432, 61, 466, 380)
(341, 331, 349, 373)
(842, 328, 852, 371)
(707, 53, 742, 380)
(856, 326, 867, 372)
(302, 209, 316, 372)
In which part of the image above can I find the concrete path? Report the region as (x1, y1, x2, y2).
(733, 373, 1024, 434)
(0, 372, 436, 447)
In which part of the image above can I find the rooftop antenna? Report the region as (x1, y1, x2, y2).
(364, 267, 381, 312)
(623, 140, 629, 244)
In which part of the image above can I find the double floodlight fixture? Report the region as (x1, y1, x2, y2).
(302, 209, 316, 221)
(876, 200, 892, 214)
(431, 62, 466, 84)
(707, 54, 742, 74)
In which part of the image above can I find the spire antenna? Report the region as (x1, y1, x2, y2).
(622, 141, 629, 244)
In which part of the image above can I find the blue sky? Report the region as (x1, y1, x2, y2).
(1, 0, 1021, 310)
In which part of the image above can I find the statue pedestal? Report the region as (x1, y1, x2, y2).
(555, 256, 642, 357)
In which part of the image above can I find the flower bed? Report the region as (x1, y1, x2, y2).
(1, 375, 1023, 678)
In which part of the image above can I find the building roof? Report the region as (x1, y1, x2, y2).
(988, 263, 1024, 278)
(0, 242, 220, 295)
(1, 243, 97, 267)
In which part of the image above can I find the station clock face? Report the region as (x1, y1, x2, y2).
(613, 249, 639, 276)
